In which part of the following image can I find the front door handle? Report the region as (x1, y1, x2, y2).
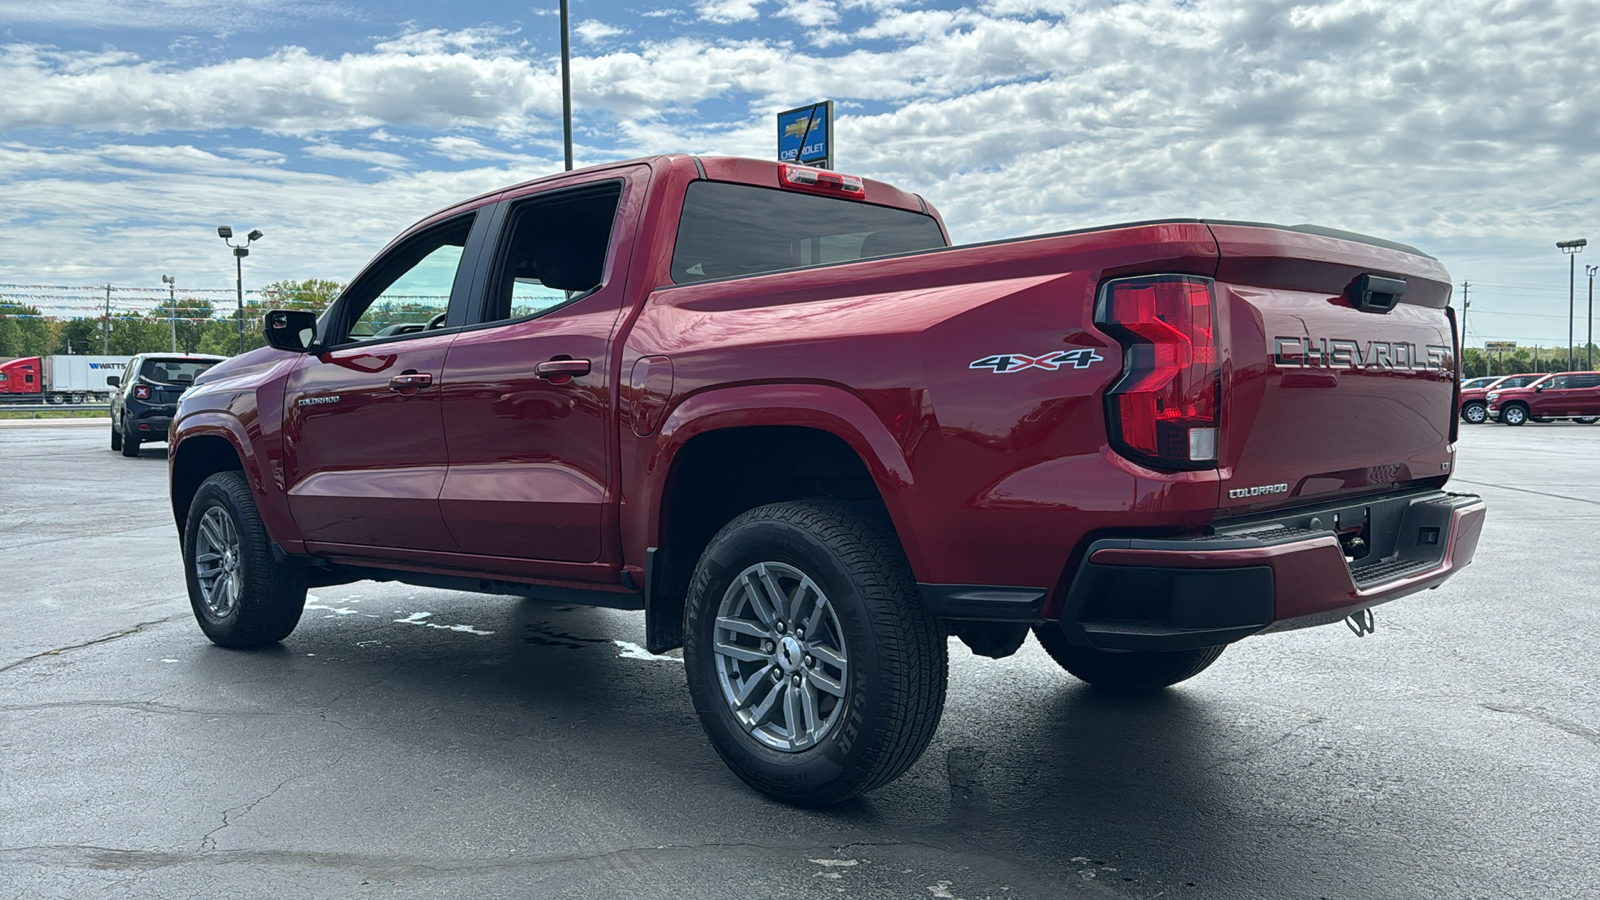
(535, 358, 592, 382)
(388, 372, 433, 394)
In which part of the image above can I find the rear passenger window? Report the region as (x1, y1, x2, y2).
(1570, 374, 1600, 389)
(670, 181, 947, 284)
(483, 182, 622, 323)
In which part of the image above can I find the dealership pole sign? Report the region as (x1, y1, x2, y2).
(777, 101, 833, 169)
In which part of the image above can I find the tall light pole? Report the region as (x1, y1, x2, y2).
(1557, 239, 1586, 371)
(217, 226, 263, 355)
(559, 0, 573, 171)
(161, 274, 177, 352)
(1587, 264, 1598, 371)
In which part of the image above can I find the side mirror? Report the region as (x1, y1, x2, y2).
(1535, 383, 1546, 392)
(263, 309, 318, 352)
(105, 375, 120, 387)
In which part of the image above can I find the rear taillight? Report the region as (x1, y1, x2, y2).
(1095, 275, 1221, 469)
(134, 385, 151, 400)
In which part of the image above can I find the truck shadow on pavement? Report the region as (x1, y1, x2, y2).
(171, 596, 1365, 893)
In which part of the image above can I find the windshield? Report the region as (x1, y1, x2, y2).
(139, 359, 218, 385)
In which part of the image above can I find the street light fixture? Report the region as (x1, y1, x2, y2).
(160, 274, 177, 352)
(217, 226, 263, 355)
(1557, 239, 1587, 371)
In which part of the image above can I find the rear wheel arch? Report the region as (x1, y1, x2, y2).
(171, 433, 248, 538)
(646, 422, 911, 653)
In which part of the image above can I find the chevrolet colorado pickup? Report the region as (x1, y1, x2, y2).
(170, 155, 1486, 805)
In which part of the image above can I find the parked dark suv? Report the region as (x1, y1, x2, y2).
(109, 354, 225, 456)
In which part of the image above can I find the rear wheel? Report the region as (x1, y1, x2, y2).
(1501, 404, 1529, 426)
(1575, 417, 1598, 424)
(119, 422, 140, 456)
(683, 500, 947, 806)
(1461, 402, 1487, 424)
(1032, 625, 1225, 693)
(183, 471, 307, 648)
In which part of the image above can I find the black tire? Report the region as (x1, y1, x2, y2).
(110, 423, 122, 451)
(1461, 402, 1487, 424)
(1032, 625, 1225, 693)
(1501, 403, 1528, 426)
(682, 500, 947, 806)
(1575, 417, 1598, 425)
(183, 471, 307, 648)
(119, 422, 140, 457)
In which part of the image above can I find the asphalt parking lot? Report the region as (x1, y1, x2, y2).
(1, 418, 1597, 899)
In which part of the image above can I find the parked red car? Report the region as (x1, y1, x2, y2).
(1458, 373, 1543, 424)
(168, 154, 1485, 805)
(1487, 372, 1600, 425)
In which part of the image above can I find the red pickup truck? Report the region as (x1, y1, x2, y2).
(170, 155, 1485, 804)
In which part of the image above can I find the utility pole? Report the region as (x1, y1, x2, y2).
(1587, 264, 1597, 371)
(162, 275, 177, 352)
(102, 284, 111, 354)
(1459, 280, 1470, 363)
(559, 0, 574, 171)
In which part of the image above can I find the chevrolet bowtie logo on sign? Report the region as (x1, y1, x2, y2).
(777, 101, 833, 169)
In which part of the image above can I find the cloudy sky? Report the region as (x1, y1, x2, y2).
(1, 0, 1597, 349)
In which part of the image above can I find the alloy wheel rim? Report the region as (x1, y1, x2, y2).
(712, 561, 849, 752)
(193, 506, 242, 619)
(1466, 406, 1485, 423)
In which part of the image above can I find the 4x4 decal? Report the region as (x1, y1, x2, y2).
(969, 348, 1103, 373)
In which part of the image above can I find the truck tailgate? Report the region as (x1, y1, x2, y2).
(1209, 223, 1456, 516)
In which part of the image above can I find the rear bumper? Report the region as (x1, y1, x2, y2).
(1055, 489, 1486, 651)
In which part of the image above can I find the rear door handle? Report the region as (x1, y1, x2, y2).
(535, 359, 591, 380)
(388, 372, 433, 394)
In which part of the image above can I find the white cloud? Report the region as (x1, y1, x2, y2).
(302, 141, 413, 171)
(574, 21, 627, 42)
(696, 0, 765, 23)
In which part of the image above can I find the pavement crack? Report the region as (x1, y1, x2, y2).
(0, 615, 182, 676)
(198, 757, 346, 852)
(1481, 703, 1600, 748)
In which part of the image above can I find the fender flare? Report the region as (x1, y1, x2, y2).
(169, 412, 302, 550)
(644, 382, 925, 575)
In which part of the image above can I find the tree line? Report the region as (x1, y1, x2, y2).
(0, 280, 342, 358)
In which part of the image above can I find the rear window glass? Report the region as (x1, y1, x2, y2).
(139, 359, 217, 384)
(670, 181, 946, 284)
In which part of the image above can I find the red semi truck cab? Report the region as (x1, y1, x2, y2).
(168, 155, 1485, 805)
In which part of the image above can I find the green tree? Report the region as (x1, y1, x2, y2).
(0, 302, 59, 357)
(259, 279, 343, 312)
(54, 318, 99, 356)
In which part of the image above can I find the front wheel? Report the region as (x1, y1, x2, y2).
(1501, 404, 1528, 426)
(110, 423, 122, 451)
(183, 471, 307, 648)
(1032, 625, 1225, 693)
(1575, 417, 1599, 425)
(1461, 402, 1487, 424)
(119, 422, 140, 457)
(683, 501, 947, 806)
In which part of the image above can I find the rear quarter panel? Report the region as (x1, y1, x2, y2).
(623, 221, 1221, 592)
